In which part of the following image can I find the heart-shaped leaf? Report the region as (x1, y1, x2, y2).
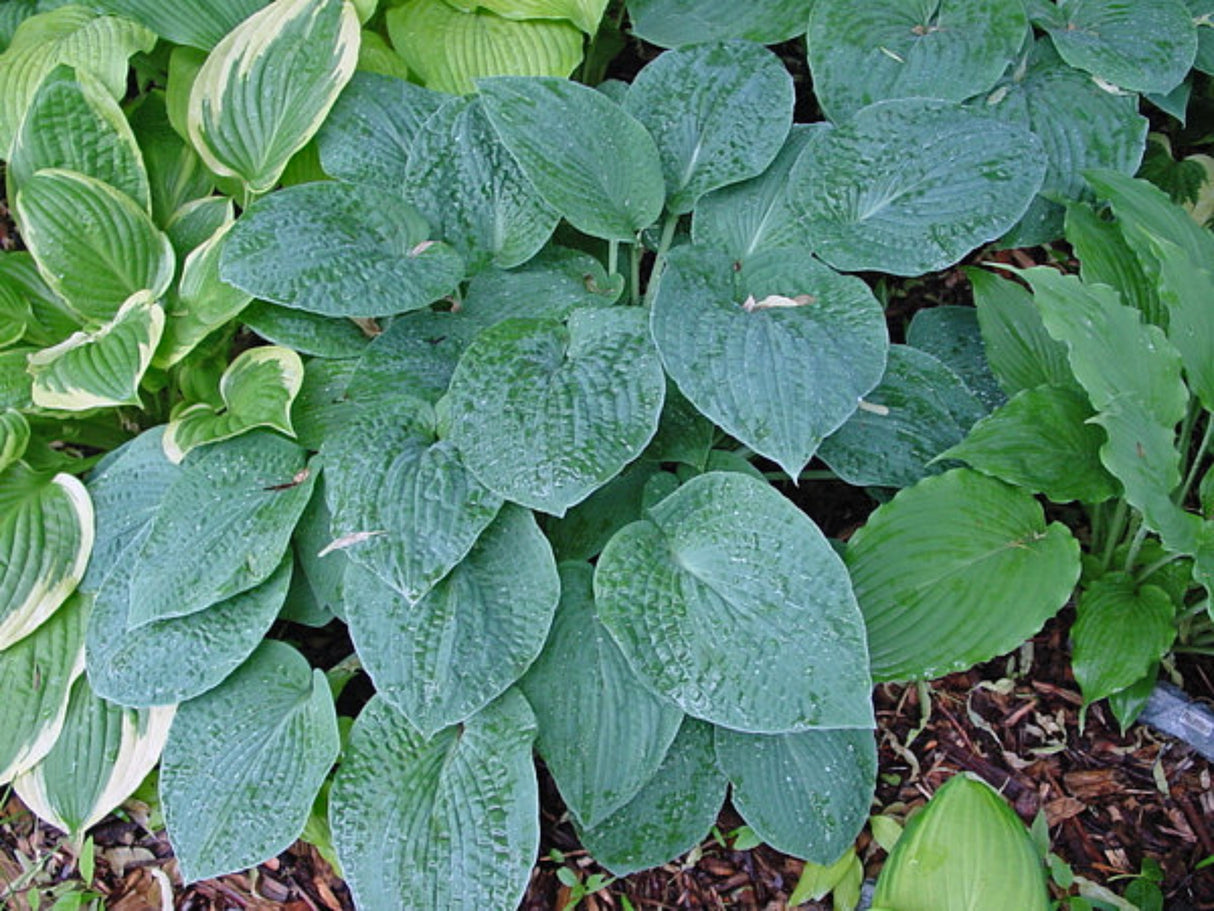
(90, 0, 267, 50)
(460, 247, 622, 328)
(625, 0, 813, 47)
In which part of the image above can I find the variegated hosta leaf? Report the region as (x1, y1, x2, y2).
(188, 0, 360, 194)
(386, 0, 583, 95)
(90, 0, 268, 50)
(14, 169, 174, 324)
(0, 408, 30, 474)
(13, 677, 174, 835)
(164, 346, 303, 463)
(28, 291, 164, 411)
(0, 5, 156, 155)
(0, 465, 94, 651)
(448, 0, 607, 33)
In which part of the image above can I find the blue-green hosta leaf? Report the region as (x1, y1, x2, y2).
(0, 5, 156, 155)
(452, 0, 607, 33)
(622, 41, 794, 215)
(872, 773, 1050, 911)
(460, 247, 622, 328)
(13, 678, 173, 835)
(386, 0, 583, 94)
(241, 301, 371, 359)
(520, 563, 683, 828)
(478, 76, 665, 241)
(625, 0, 813, 47)
(126, 432, 313, 627)
(576, 717, 727, 876)
(15, 169, 174, 324)
(291, 477, 349, 622)
(0, 464, 93, 651)
(220, 181, 464, 318)
(0, 409, 30, 475)
(8, 66, 150, 210)
(445, 307, 665, 516)
(715, 727, 876, 863)
(290, 357, 360, 450)
(0, 592, 86, 784)
(405, 96, 558, 273)
(652, 245, 887, 478)
(596, 471, 873, 733)
(188, 0, 360, 194)
(90, 0, 267, 50)
(788, 99, 1046, 275)
(27, 291, 164, 411)
(1072, 572, 1176, 706)
(817, 345, 986, 489)
(330, 691, 539, 911)
(906, 306, 1005, 411)
(315, 71, 444, 191)
(807, 0, 1029, 121)
(343, 505, 559, 736)
(161, 640, 340, 883)
(846, 468, 1080, 682)
(163, 346, 304, 463)
(1043, 0, 1196, 94)
(543, 462, 666, 562)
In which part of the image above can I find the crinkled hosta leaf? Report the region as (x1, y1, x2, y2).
(625, 0, 813, 47)
(872, 773, 1050, 911)
(386, 0, 582, 94)
(596, 471, 873, 733)
(715, 727, 876, 863)
(28, 291, 164, 411)
(241, 301, 371, 359)
(788, 99, 1046, 275)
(817, 345, 986, 489)
(0, 409, 30, 475)
(323, 401, 503, 601)
(0, 5, 155, 155)
(642, 383, 715, 470)
(343, 505, 558, 736)
(15, 169, 174, 323)
(8, 66, 150, 210)
(1043, 0, 1196, 94)
(520, 563, 683, 828)
(460, 247, 622, 328)
(220, 181, 464, 318)
(906, 306, 1005, 411)
(188, 0, 359, 194)
(1066, 202, 1161, 324)
(807, 0, 1029, 121)
(405, 96, 557, 273)
(0, 591, 86, 784)
(623, 41, 793, 214)
(846, 468, 1080, 682)
(478, 76, 665, 241)
(291, 357, 359, 450)
(13, 678, 173, 835)
(330, 691, 539, 911)
(1072, 572, 1176, 706)
(652, 245, 887, 478)
(577, 717, 727, 876)
(164, 346, 303, 463)
(0, 464, 93, 651)
(543, 462, 664, 562)
(91, 0, 267, 50)
(161, 640, 340, 882)
(445, 307, 665, 515)
(126, 432, 313, 627)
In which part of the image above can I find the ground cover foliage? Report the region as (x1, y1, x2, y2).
(1, 0, 1213, 908)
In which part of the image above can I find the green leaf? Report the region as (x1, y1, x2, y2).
(0, 464, 93, 651)
(1084, 168, 1214, 269)
(1066, 202, 1161, 325)
(577, 717, 727, 876)
(625, 0, 813, 47)
(807, 0, 1029, 121)
(342, 505, 559, 736)
(788, 99, 1046, 275)
(90, 0, 266, 50)
(163, 346, 304, 463)
(0, 266, 34, 349)
(445, 308, 665, 516)
(0, 3, 36, 53)
(404, 96, 558, 273)
(220, 181, 464, 318)
(0, 349, 35, 409)
(715, 727, 876, 864)
(291, 475, 349, 622)
(0, 252, 79, 349)
(846, 468, 1081, 682)
(290, 356, 360, 450)
(331, 691, 538, 910)
(622, 40, 793, 215)
(906, 306, 1005, 411)
(543, 462, 665, 562)
(872, 773, 1050, 911)
(160, 640, 340, 882)
(817, 345, 986, 489)
(0, 409, 31, 474)
(188, 0, 359, 194)
(478, 76, 665, 241)
(460, 246, 622, 328)
(652, 245, 887, 478)
(356, 27, 411, 79)
(453, 0, 607, 33)
(520, 563, 683, 828)
(241, 301, 371, 359)
(1150, 235, 1214, 411)
(386, 0, 583, 94)
(1072, 573, 1175, 706)
(1043, 0, 1196, 94)
(596, 471, 873, 733)
(15, 169, 174, 323)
